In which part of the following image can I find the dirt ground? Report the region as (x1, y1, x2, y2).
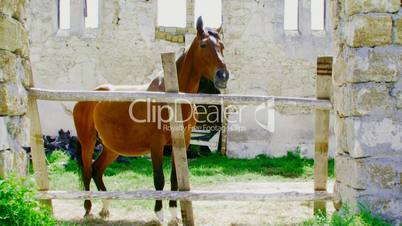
(54, 180, 335, 226)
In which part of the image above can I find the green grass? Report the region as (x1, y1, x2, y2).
(45, 149, 335, 188)
(302, 204, 391, 226)
(31, 150, 392, 226)
(40, 149, 335, 212)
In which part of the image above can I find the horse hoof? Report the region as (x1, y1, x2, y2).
(99, 209, 110, 219)
(155, 210, 165, 223)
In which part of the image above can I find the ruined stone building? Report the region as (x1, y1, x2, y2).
(28, 0, 334, 158)
(1, 0, 401, 223)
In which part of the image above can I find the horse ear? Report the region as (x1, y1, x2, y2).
(196, 16, 204, 35)
(216, 25, 222, 34)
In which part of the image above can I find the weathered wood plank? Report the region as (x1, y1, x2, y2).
(314, 56, 332, 215)
(26, 71, 53, 211)
(36, 190, 334, 202)
(162, 52, 194, 226)
(28, 88, 332, 110)
(314, 111, 330, 191)
(220, 89, 228, 155)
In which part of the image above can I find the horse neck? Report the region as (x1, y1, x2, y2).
(177, 43, 202, 93)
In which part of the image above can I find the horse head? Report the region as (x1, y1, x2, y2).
(192, 16, 229, 89)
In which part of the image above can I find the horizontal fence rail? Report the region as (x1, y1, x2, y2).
(28, 88, 332, 110)
(36, 190, 334, 202)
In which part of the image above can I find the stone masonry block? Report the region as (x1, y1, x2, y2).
(335, 115, 402, 158)
(0, 83, 27, 115)
(333, 46, 402, 85)
(15, 56, 30, 87)
(0, 50, 16, 83)
(395, 90, 402, 109)
(6, 115, 29, 148)
(0, 14, 29, 57)
(20, 58, 31, 87)
(344, 0, 400, 16)
(396, 95, 402, 109)
(392, 80, 402, 109)
(334, 181, 402, 223)
(334, 83, 394, 117)
(0, 0, 25, 21)
(0, 149, 28, 178)
(165, 33, 173, 41)
(336, 154, 402, 191)
(395, 14, 402, 45)
(346, 15, 392, 47)
(172, 35, 179, 43)
(155, 31, 166, 40)
(0, 117, 9, 150)
(0, 0, 18, 17)
(177, 35, 185, 43)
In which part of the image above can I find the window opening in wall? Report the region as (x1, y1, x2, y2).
(85, 0, 99, 28)
(58, 0, 71, 29)
(157, 0, 186, 27)
(284, 0, 298, 30)
(311, 0, 325, 30)
(194, 0, 222, 28)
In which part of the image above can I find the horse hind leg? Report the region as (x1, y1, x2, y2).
(92, 146, 119, 218)
(169, 152, 180, 223)
(150, 140, 166, 223)
(73, 102, 97, 218)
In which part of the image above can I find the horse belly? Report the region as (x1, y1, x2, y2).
(93, 102, 156, 156)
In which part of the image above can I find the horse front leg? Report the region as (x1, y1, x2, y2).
(169, 152, 179, 222)
(151, 142, 165, 223)
(92, 146, 119, 218)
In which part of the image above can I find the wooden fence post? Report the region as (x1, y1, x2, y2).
(26, 72, 53, 210)
(161, 52, 195, 226)
(313, 57, 332, 215)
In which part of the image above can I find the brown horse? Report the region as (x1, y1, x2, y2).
(73, 17, 229, 222)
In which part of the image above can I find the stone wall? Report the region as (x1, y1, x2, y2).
(0, 0, 30, 177)
(28, 0, 335, 158)
(222, 0, 335, 158)
(333, 0, 402, 223)
(28, 0, 185, 134)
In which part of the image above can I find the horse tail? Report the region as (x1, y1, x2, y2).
(74, 139, 84, 190)
(73, 102, 97, 191)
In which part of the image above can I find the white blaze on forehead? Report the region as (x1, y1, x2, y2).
(209, 35, 218, 45)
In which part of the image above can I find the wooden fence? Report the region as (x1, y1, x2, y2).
(28, 53, 333, 226)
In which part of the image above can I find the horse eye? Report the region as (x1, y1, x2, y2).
(200, 43, 207, 48)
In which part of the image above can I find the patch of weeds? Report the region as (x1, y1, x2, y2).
(302, 204, 391, 226)
(0, 176, 57, 226)
(47, 150, 78, 174)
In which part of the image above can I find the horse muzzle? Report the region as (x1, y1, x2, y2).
(214, 68, 229, 89)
